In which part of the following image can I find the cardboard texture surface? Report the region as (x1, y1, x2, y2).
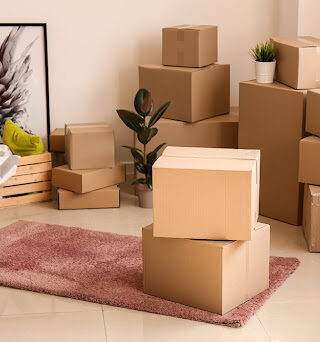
(306, 89, 320, 136)
(303, 184, 320, 252)
(65, 122, 115, 170)
(139, 64, 230, 122)
(49, 128, 65, 152)
(239, 81, 305, 225)
(57, 186, 120, 210)
(134, 108, 238, 155)
(153, 146, 260, 240)
(143, 223, 270, 315)
(299, 136, 320, 185)
(162, 25, 218, 67)
(271, 36, 320, 89)
(52, 162, 125, 193)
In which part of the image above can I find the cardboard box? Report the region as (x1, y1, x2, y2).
(65, 122, 115, 170)
(57, 186, 120, 209)
(49, 128, 65, 152)
(271, 36, 320, 89)
(139, 64, 230, 123)
(143, 223, 270, 315)
(299, 136, 320, 185)
(52, 162, 125, 193)
(306, 89, 320, 136)
(135, 108, 238, 155)
(153, 146, 260, 240)
(162, 25, 218, 67)
(239, 81, 306, 225)
(303, 184, 320, 252)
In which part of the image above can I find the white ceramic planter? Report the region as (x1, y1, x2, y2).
(255, 60, 276, 84)
(136, 183, 153, 208)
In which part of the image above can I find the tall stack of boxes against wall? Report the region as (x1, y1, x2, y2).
(50, 123, 126, 209)
(238, 36, 320, 252)
(135, 25, 238, 157)
(143, 146, 270, 315)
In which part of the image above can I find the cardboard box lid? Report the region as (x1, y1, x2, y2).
(139, 63, 226, 74)
(57, 185, 118, 195)
(65, 122, 112, 134)
(162, 146, 259, 160)
(272, 36, 320, 48)
(51, 128, 64, 136)
(164, 24, 217, 31)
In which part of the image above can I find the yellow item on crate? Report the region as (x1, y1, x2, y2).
(3, 120, 44, 156)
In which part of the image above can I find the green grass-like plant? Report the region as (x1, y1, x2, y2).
(116, 89, 170, 190)
(250, 41, 275, 62)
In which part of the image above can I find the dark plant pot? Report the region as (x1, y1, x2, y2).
(136, 184, 153, 208)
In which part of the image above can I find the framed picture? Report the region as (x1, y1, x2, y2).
(0, 23, 50, 148)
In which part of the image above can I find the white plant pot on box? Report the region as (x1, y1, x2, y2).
(255, 60, 276, 84)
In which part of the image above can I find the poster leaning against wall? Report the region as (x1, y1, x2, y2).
(0, 23, 50, 148)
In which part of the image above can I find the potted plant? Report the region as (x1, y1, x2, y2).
(250, 40, 276, 84)
(116, 89, 170, 208)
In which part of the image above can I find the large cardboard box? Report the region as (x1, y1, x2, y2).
(134, 108, 238, 154)
(306, 89, 320, 136)
(139, 64, 230, 123)
(239, 81, 306, 225)
(52, 162, 125, 193)
(162, 25, 218, 67)
(271, 36, 320, 89)
(49, 128, 65, 152)
(303, 184, 320, 252)
(57, 186, 120, 209)
(65, 123, 115, 170)
(299, 136, 320, 185)
(143, 223, 270, 315)
(153, 146, 260, 240)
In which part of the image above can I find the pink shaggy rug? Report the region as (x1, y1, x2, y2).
(0, 220, 299, 328)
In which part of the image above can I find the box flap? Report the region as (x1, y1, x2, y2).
(139, 63, 225, 74)
(272, 36, 320, 48)
(162, 146, 260, 161)
(165, 25, 215, 31)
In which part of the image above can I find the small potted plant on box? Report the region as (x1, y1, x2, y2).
(250, 40, 276, 84)
(116, 89, 170, 208)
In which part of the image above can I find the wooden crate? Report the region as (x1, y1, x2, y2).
(0, 152, 52, 208)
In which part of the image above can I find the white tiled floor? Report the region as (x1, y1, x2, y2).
(0, 181, 319, 342)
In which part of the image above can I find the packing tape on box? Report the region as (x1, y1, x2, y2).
(175, 25, 195, 64)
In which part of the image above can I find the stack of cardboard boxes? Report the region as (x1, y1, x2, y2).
(238, 36, 320, 252)
(299, 90, 320, 252)
(135, 25, 238, 155)
(143, 146, 270, 315)
(50, 123, 126, 209)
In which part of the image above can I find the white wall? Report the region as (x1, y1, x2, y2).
(298, 0, 320, 36)
(0, 0, 279, 162)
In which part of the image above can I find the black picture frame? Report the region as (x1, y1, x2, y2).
(0, 23, 50, 147)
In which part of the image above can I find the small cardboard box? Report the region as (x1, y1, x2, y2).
(299, 136, 320, 185)
(49, 128, 65, 152)
(153, 146, 260, 240)
(52, 162, 125, 193)
(65, 122, 115, 170)
(239, 81, 306, 225)
(139, 64, 230, 123)
(143, 223, 270, 315)
(271, 36, 320, 89)
(57, 185, 120, 210)
(162, 25, 218, 67)
(306, 89, 320, 136)
(303, 184, 320, 252)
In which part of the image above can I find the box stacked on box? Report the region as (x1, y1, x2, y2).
(143, 146, 270, 315)
(139, 24, 231, 124)
(239, 35, 320, 251)
(51, 122, 125, 210)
